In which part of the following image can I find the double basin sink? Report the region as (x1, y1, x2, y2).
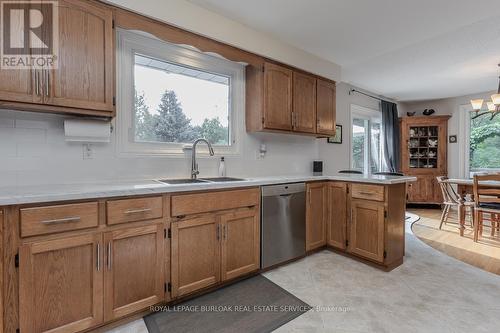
(158, 177, 246, 185)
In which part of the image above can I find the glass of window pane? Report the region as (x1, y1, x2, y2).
(370, 122, 381, 173)
(352, 118, 366, 172)
(133, 54, 231, 146)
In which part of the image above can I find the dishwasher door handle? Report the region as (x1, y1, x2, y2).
(279, 194, 292, 197)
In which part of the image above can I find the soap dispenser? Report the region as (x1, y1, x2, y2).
(218, 157, 226, 177)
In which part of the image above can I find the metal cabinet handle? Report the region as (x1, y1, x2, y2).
(223, 225, 227, 240)
(358, 191, 374, 196)
(45, 69, 50, 97)
(124, 208, 152, 214)
(216, 224, 220, 241)
(96, 243, 101, 271)
(34, 71, 39, 96)
(41, 216, 81, 224)
(107, 242, 112, 270)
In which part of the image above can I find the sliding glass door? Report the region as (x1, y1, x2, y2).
(351, 105, 384, 174)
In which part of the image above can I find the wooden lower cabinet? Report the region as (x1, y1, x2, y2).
(171, 215, 221, 298)
(103, 224, 165, 321)
(220, 209, 260, 281)
(327, 182, 347, 250)
(306, 182, 327, 251)
(19, 233, 104, 333)
(348, 199, 385, 263)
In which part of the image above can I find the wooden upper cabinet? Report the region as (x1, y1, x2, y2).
(171, 215, 220, 298)
(0, 68, 38, 105)
(306, 182, 327, 251)
(246, 61, 336, 137)
(327, 182, 347, 250)
(263, 62, 293, 131)
(220, 209, 260, 281)
(293, 72, 316, 133)
(348, 199, 385, 263)
(19, 233, 103, 333)
(46, 0, 114, 113)
(316, 79, 336, 136)
(0, 0, 114, 116)
(103, 224, 165, 321)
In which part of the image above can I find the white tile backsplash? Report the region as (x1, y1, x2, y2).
(0, 109, 320, 186)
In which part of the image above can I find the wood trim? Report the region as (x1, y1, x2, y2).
(0, 100, 114, 118)
(0, 210, 3, 333)
(113, 7, 264, 67)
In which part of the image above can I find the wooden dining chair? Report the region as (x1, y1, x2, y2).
(473, 173, 500, 242)
(436, 176, 474, 230)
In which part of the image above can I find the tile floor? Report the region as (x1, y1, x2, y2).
(107, 222, 500, 333)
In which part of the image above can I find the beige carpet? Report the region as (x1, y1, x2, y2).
(411, 208, 500, 275)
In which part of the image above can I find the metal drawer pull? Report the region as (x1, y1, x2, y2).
(34, 71, 39, 96)
(41, 216, 81, 224)
(223, 225, 227, 240)
(358, 191, 375, 195)
(45, 69, 50, 97)
(216, 224, 220, 241)
(96, 243, 101, 271)
(107, 242, 112, 270)
(124, 208, 152, 214)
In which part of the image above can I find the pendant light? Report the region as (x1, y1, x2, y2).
(470, 64, 500, 119)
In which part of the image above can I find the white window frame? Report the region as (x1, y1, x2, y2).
(458, 103, 500, 178)
(349, 104, 385, 174)
(116, 29, 245, 157)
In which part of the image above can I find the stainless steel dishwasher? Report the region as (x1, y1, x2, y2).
(261, 183, 306, 269)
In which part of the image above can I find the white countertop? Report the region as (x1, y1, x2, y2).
(0, 174, 416, 206)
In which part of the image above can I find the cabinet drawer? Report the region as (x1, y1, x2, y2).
(171, 188, 260, 217)
(107, 196, 163, 225)
(20, 202, 99, 237)
(351, 184, 385, 202)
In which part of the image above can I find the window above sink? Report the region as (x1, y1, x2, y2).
(116, 30, 245, 157)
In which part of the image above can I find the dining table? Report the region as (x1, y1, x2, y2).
(445, 178, 500, 236)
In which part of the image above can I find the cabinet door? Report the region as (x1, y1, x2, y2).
(327, 182, 347, 250)
(292, 72, 316, 133)
(306, 183, 327, 251)
(407, 176, 433, 203)
(19, 234, 103, 333)
(103, 224, 164, 321)
(221, 209, 260, 281)
(263, 62, 293, 130)
(46, 0, 114, 112)
(0, 68, 40, 105)
(348, 200, 385, 263)
(171, 215, 220, 298)
(316, 79, 336, 136)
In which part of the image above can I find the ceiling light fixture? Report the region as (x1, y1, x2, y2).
(470, 63, 500, 120)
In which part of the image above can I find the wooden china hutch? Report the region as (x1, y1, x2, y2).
(400, 115, 450, 204)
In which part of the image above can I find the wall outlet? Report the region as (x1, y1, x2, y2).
(83, 144, 94, 159)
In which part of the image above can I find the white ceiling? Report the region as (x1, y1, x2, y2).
(188, 0, 500, 101)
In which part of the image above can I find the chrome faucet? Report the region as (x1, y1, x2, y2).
(191, 138, 215, 179)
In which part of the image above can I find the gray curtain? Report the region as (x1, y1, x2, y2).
(381, 101, 401, 172)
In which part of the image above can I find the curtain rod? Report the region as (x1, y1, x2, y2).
(349, 89, 387, 103)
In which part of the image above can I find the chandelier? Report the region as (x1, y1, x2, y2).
(470, 64, 500, 120)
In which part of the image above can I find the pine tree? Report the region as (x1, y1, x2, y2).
(154, 90, 198, 142)
(134, 90, 156, 141)
(200, 117, 228, 145)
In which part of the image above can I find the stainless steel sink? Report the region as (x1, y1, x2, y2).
(157, 177, 246, 184)
(157, 179, 208, 184)
(200, 177, 246, 182)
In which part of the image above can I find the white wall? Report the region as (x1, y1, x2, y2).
(0, 109, 320, 186)
(399, 90, 496, 178)
(106, 0, 341, 81)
